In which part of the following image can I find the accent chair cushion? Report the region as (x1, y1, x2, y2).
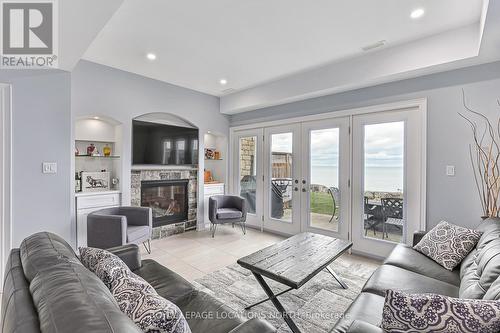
(216, 208, 243, 220)
(80, 247, 191, 333)
(413, 221, 482, 271)
(127, 225, 150, 243)
(381, 289, 500, 333)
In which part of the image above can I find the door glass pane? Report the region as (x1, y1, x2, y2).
(363, 122, 404, 243)
(270, 133, 293, 222)
(309, 128, 339, 231)
(239, 136, 257, 214)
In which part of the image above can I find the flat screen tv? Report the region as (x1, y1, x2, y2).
(132, 120, 199, 165)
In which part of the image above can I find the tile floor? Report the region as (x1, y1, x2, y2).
(140, 225, 381, 283)
(140, 225, 286, 282)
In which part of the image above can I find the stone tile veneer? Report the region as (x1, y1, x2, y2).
(131, 168, 197, 239)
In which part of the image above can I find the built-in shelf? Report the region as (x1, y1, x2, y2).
(75, 155, 120, 159)
(205, 158, 223, 161)
(74, 117, 123, 195)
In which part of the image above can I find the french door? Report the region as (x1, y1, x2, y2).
(263, 124, 302, 234)
(233, 120, 350, 237)
(232, 128, 264, 229)
(300, 118, 349, 240)
(231, 102, 425, 258)
(351, 108, 425, 257)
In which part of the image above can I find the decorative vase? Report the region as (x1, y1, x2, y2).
(86, 143, 95, 156)
(103, 144, 111, 157)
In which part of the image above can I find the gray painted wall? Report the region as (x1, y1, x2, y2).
(230, 61, 500, 230)
(0, 71, 71, 247)
(71, 60, 229, 242)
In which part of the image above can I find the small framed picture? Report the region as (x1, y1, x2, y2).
(205, 148, 215, 160)
(81, 172, 110, 192)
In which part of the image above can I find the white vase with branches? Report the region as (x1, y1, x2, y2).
(459, 92, 500, 218)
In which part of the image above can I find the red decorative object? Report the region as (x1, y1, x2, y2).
(86, 143, 95, 156)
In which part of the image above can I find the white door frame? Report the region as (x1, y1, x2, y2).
(229, 98, 427, 244)
(0, 83, 12, 291)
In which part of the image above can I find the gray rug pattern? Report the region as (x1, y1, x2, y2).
(193, 255, 379, 333)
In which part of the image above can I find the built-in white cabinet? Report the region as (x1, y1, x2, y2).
(76, 191, 121, 248)
(203, 183, 225, 229)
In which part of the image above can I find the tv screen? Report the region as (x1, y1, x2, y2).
(132, 120, 199, 165)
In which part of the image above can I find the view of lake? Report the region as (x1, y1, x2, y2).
(311, 165, 403, 192)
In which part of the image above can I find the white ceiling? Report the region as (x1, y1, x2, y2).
(59, 0, 124, 71)
(83, 0, 484, 96)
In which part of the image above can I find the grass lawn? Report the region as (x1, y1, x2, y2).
(310, 191, 337, 216)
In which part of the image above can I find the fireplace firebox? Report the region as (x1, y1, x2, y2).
(141, 179, 189, 227)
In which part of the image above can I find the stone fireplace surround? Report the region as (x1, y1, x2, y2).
(131, 168, 197, 239)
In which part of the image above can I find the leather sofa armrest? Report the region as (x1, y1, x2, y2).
(347, 320, 385, 333)
(107, 244, 142, 271)
(413, 230, 427, 246)
(228, 318, 276, 333)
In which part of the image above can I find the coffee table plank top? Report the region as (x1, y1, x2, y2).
(237, 232, 352, 289)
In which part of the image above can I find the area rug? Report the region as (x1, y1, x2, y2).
(193, 255, 379, 333)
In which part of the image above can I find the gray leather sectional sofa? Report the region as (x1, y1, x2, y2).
(1, 232, 276, 333)
(331, 217, 500, 333)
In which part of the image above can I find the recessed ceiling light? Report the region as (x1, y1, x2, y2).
(93, 116, 99, 120)
(219, 79, 228, 86)
(146, 53, 157, 61)
(410, 8, 425, 19)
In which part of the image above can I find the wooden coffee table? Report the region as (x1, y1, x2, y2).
(237, 232, 352, 333)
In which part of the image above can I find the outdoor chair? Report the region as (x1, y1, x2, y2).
(381, 197, 404, 239)
(328, 186, 340, 223)
(364, 197, 383, 236)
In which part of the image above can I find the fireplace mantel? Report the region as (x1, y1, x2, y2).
(131, 164, 197, 171)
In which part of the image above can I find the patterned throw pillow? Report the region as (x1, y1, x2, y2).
(112, 272, 190, 333)
(381, 290, 500, 333)
(79, 247, 130, 289)
(79, 247, 191, 333)
(413, 221, 482, 270)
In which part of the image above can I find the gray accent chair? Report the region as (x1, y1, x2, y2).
(209, 195, 247, 238)
(87, 206, 153, 253)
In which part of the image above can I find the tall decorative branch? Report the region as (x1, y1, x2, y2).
(458, 90, 500, 218)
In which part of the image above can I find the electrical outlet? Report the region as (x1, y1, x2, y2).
(42, 162, 57, 174)
(446, 165, 455, 176)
